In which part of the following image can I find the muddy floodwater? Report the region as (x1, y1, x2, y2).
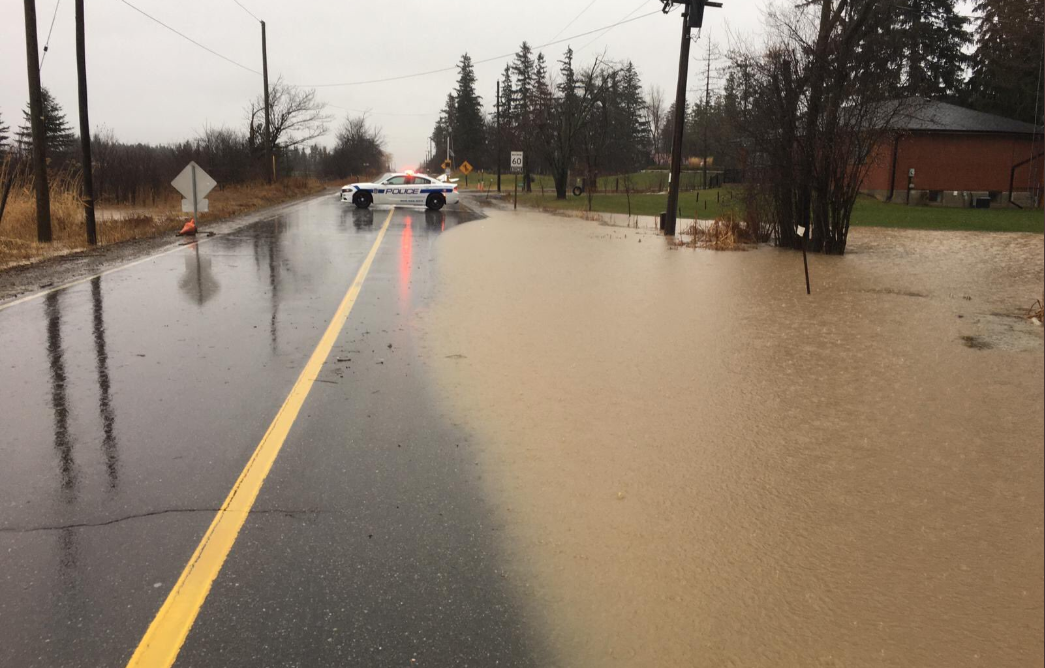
(421, 208, 1043, 668)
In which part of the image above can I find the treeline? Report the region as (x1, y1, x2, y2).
(425, 47, 654, 199)
(726, 0, 1043, 255)
(0, 82, 388, 204)
(426, 0, 1042, 214)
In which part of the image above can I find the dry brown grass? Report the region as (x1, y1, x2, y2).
(678, 211, 757, 250)
(0, 163, 336, 270)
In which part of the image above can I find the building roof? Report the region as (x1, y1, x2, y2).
(889, 97, 1039, 134)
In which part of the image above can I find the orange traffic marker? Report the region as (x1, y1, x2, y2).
(177, 219, 197, 236)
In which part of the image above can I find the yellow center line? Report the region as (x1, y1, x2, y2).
(126, 206, 396, 668)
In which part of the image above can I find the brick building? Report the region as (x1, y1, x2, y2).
(862, 98, 1043, 208)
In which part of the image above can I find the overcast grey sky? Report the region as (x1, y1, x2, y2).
(1, 0, 769, 167)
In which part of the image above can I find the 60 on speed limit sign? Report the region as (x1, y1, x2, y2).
(510, 151, 523, 174)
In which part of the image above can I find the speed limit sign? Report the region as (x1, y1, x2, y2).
(510, 151, 523, 174)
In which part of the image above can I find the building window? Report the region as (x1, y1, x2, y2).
(928, 190, 943, 203)
(988, 191, 1001, 202)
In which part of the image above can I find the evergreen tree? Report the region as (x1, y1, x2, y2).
(511, 42, 535, 126)
(618, 62, 649, 169)
(498, 64, 515, 158)
(499, 64, 514, 132)
(430, 93, 456, 170)
(0, 110, 9, 153)
(534, 53, 552, 112)
(660, 101, 678, 158)
(967, 0, 1045, 123)
(886, 0, 970, 99)
(532, 53, 554, 172)
(17, 88, 76, 159)
(452, 54, 485, 168)
(511, 42, 536, 189)
(547, 46, 580, 199)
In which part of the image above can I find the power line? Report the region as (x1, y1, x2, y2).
(576, 0, 657, 53)
(39, 0, 63, 70)
(231, 0, 261, 22)
(547, 0, 599, 44)
(296, 9, 662, 88)
(117, 0, 261, 75)
(327, 104, 435, 118)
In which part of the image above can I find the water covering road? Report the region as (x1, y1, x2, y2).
(0, 197, 543, 667)
(2, 193, 1042, 668)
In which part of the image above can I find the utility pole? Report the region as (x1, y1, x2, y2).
(23, 0, 52, 242)
(261, 20, 273, 183)
(75, 0, 97, 245)
(662, 0, 721, 236)
(702, 37, 711, 191)
(496, 80, 502, 192)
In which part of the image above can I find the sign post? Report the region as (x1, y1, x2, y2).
(171, 161, 217, 232)
(510, 151, 523, 211)
(459, 160, 473, 188)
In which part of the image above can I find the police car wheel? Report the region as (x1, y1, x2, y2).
(352, 191, 372, 209)
(425, 193, 445, 211)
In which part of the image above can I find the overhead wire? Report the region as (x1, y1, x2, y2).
(547, 0, 599, 44)
(39, 0, 62, 70)
(231, 0, 261, 22)
(327, 104, 435, 118)
(115, 0, 661, 90)
(575, 0, 657, 54)
(295, 8, 663, 88)
(117, 0, 262, 75)
(114, 0, 666, 142)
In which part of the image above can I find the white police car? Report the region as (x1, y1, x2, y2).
(340, 171, 459, 211)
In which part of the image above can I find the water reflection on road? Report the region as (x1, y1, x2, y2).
(0, 200, 476, 667)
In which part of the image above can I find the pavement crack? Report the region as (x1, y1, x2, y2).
(0, 508, 220, 533)
(0, 507, 323, 533)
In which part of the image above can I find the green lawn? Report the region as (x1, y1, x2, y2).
(848, 197, 1043, 233)
(458, 169, 722, 194)
(499, 189, 740, 221)
(490, 186, 1042, 233)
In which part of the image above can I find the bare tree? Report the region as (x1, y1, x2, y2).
(730, 0, 908, 255)
(542, 49, 611, 200)
(248, 77, 331, 154)
(324, 113, 386, 178)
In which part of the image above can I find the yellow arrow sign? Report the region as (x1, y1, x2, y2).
(441, 159, 452, 170)
(459, 161, 473, 175)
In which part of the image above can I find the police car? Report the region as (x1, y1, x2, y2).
(340, 171, 459, 211)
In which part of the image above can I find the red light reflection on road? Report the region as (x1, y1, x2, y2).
(399, 215, 413, 303)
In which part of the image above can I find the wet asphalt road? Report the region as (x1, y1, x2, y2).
(0, 197, 544, 667)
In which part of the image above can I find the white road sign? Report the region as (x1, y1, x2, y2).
(172, 161, 217, 216)
(510, 151, 523, 174)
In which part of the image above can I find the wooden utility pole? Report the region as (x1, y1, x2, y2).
(664, 1, 695, 236)
(702, 38, 711, 191)
(75, 0, 97, 245)
(261, 20, 273, 182)
(662, 0, 720, 235)
(23, 0, 52, 242)
(496, 80, 502, 192)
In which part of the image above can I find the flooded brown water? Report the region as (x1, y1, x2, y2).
(421, 208, 1044, 668)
